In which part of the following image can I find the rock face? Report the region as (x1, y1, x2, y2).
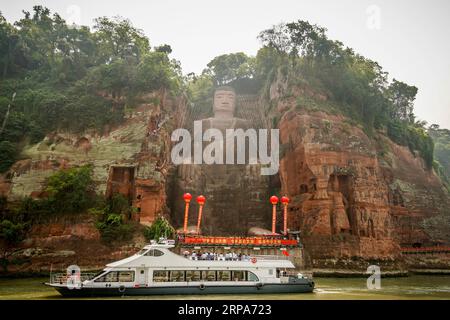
(380, 139, 450, 245)
(4, 219, 143, 273)
(278, 111, 400, 264)
(271, 79, 450, 268)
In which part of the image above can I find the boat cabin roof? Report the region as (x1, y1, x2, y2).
(106, 242, 295, 269)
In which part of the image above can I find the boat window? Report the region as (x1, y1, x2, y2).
(145, 249, 164, 257)
(92, 270, 106, 280)
(170, 271, 185, 282)
(94, 271, 119, 282)
(186, 270, 201, 282)
(217, 270, 231, 281)
(153, 270, 169, 282)
(269, 269, 273, 275)
(247, 271, 259, 282)
(201, 270, 216, 281)
(93, 273, 107, 282)
(105, 272, 119, 282)
(138, 249, 148, 255)
(118, 271, 135, 282)
(232, 271, 245, 281)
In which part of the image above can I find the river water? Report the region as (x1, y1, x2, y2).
(1, 275, 450, 299)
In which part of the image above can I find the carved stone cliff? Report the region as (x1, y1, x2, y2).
(269, 77, 450, 269)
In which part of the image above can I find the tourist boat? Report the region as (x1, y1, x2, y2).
(45, 238, 314, 297)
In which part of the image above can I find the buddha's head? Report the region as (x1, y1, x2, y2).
(213, 86, 236, 118)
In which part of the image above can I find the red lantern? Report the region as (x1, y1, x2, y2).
(183, 193, 192, 203)
(281, 196, 290, 235)
(196, 195, 206, 205)
(270, 195, 279, 234)
(182, 193, 192, 233)
(281, 196, 289, 235)
(196, 195, 206, 234)
(270, 195, 279, 205)
(281, 196, 290, 204)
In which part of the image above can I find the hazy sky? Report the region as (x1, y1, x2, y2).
(2, 0, 450, 128)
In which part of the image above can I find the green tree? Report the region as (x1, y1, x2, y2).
(0, 141, 16, 173)
(45, 165, 96, 213)
(143, 216, 175, 241)
(92, 193, 135, 242)
(135, 51, 181, 93)
(205, 52, 255, 86)
(93, 16, 150, 62)
(0, 219, 27, 272)
(0, 219, 26, 244)
(386, 79, 418, 123)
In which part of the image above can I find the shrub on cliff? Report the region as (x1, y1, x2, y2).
(45, 165, 96, 214)
(92, 193, 136, 243)
(0, 219, 26, 245)
(95, 213, 135, 243)
(143, 216, 175, 241)
(0, 219, 28, 272)
(0, 141, 17, 173)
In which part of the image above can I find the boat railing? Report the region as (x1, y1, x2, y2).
(252, 254, 289, 261)
(184, 254, 289, 261)
(50, 272, 98, 285)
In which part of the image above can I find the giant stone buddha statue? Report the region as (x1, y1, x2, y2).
(172, 86, 271, 235)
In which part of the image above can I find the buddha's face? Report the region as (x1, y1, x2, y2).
(213, 89, 236, 116)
